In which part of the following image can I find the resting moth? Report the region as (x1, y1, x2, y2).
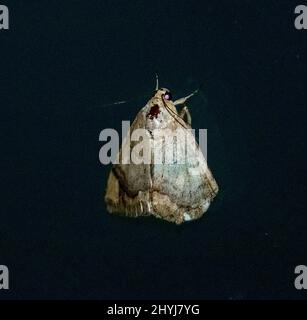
(105, 76, 218, 224)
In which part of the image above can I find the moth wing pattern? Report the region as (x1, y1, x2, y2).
(151, 126, 218, 224)
(105, 89, 218, 224)
(105, 105, 153, 217)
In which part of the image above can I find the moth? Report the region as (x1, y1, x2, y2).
(105, 76, 218, 224)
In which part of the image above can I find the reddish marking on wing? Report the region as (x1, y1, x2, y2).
(147, 104, 160, 120)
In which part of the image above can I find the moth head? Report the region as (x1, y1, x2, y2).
(154, 88, 173, 102)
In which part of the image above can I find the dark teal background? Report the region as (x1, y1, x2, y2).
(1, 0, 306, 299)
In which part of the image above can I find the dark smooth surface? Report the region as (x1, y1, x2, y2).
(1, 0, 306, 299)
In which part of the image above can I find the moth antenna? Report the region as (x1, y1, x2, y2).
(155, 73, 159, 91)
(173, 79, 207, 106)
(88, 94, 150, 111)
(102, 100, 128, 107)
(173, 89, 199, 106)
(162, 99, 188, 129)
